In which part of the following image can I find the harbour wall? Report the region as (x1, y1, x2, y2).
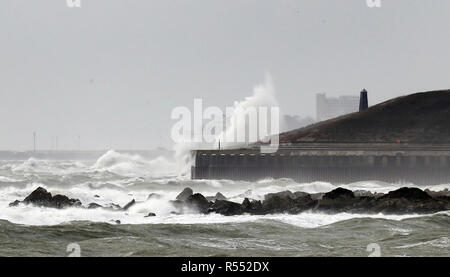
(191, 144, 450, 185)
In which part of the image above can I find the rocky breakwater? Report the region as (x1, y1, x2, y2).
(171, 187, 450, 216)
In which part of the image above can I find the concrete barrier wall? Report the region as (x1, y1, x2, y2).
(191, 147, 450, 185)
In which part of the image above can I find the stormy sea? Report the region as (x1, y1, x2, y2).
(0, 150, 449, 257)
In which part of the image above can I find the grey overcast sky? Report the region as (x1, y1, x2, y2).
(0, 0, 449, 150)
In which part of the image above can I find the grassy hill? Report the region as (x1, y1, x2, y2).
(279, 89, 450, 144)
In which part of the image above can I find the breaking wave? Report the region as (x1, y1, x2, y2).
(91, 150, 176, 177)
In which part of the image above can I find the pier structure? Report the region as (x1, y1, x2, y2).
(191, 144, 450, 185)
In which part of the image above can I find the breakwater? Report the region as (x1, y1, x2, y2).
(191, 144, 450, 185)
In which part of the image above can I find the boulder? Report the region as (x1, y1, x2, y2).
(186, 193, 210, 213)
(145, 212, 156, 217)
(381, 187, 431, 201)
(241, 198, 262, 214)
(21, 187, 82, 209)
(23, 187, 52, 205)
(316, 188, 358, 212)
(9, 200, 20, 207)
(264, 190, 293, 200)
(208, 200, 242, 216)
(51, 194, 82, 209)
(176, 187, 193, 201)
(425, 189, 450, 201)
(262, 192, 315, 214)
(323, 187, 355, 200)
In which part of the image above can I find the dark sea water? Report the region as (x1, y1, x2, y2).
(0, 151, 449, 257)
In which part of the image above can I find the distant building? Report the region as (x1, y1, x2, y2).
(359, 89, 369, 111)
(316, 93, 360, 121)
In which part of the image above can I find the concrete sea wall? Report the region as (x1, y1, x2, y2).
(191, 144, 450, 185)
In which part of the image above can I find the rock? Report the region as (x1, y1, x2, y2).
(264, 190, 294, 200)
(164, 187, 450, 215)
(310, 193, 325, 200)
(51, 194, 82, 209)
(122, 199, 136, 211)
(115, 220, 121, 224)
(262, 191, 315, 214)
(94, 195, 100, 198)
(22, 187, 82, 209)
(323, 188, 355, 200)
(208, 200, 242, 216)
(23, 187, 52, 206)
(186, 193, 211, 213)
(425, 189, 450, 201)
(381, 187, 431, 201)
(145, 212, 156, 217)
(353, 190, 374, 197)
(264, 190, 310, 201)
(315, 188, 359, 212)
(87, 203, 103, 209)
(9, 200, 20, 207)
(176, 187, 193, 201)
(241, 198, 262, 214)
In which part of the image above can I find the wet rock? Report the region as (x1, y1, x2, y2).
(264, 190, 294, 200)
(186, 193, 211, 213)
(87, 203, 103, 209)
(208, 200, 242, 216)
(316, 188, 357, 212)
(122, 199, 136, 211)
(21, 187, 82, 209)
(425, 189, 450, 201)
(310, 193, 325, 200)
(145, 212, 156, 217)
(9, 200, 20, 207)
(353, 190, 378, 198)
(381, 187, 431, 201)
(241, 198, 262, 214)
(323, 188, 355, 200)
(366, 187, 446, 214)
(262, 191, 316, 214)
(23, 187, 52, 205)
(51, 194, 82, 209)
(176, 187, 193, 201)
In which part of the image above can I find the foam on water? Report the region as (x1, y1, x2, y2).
(1, 152, 449, 227)
(91, 150, 175, 177)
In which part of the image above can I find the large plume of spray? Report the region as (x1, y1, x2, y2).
(172, 73, 286, 177)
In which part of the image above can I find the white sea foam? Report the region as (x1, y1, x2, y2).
(91, 150, 176, 177)
(1, 154, 450, 227)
